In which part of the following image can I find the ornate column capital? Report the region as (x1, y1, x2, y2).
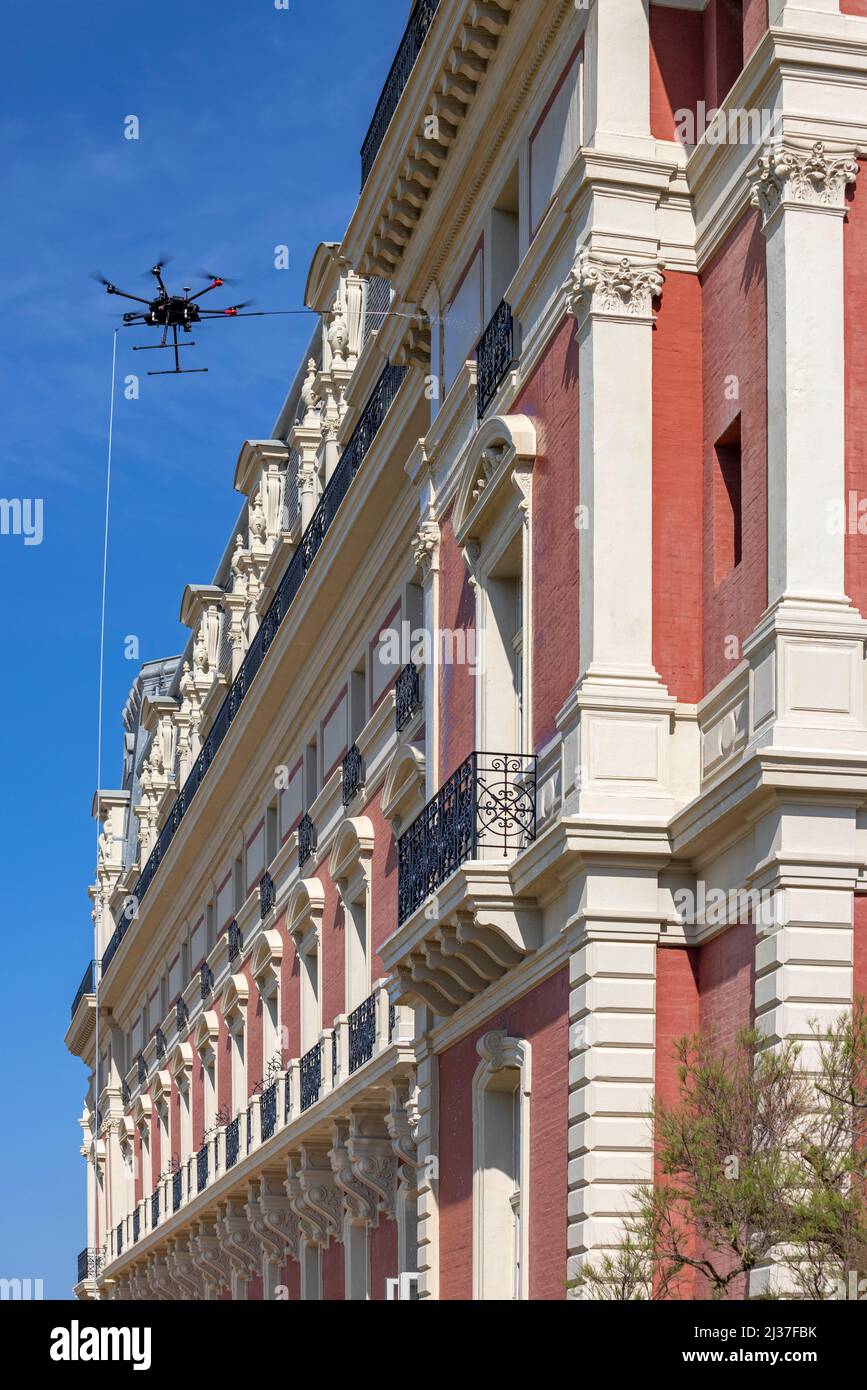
(750, 140, 860, 226)
(412, 519, 440, 581)
(566, 250, 664, 323)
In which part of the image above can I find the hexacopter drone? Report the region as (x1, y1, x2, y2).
(94, 258, 253, 374)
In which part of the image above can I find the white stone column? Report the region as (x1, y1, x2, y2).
(413, 517, 440, 799)
(567, 873, 658, 1289)
(745, 141, 867, 755)
(583, 0, 651, 153)
(412, 1031, 439, 1299)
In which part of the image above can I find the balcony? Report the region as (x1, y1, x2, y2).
(116, 1222, 123, 1258)
(99, 363, 407, 982)
(298, 813, 317, 870)
(395, 663, 421, 732)
(70, 960, 96, 1019)
(259, 871, 275, 919)
(476, 300, 515, 418)
(176, 996, 189, 1031)
(197, 1143, 209, 1194)
(348, 992, 377, 1074)
(77, 1247, 101, 1285)
(397, 752, 536, 926)
(360, 0, 441, 188)
(132, 1207, 141, 1244)
(172, 1170, 182, 1213)
(226, 1117, 240, 1170)
(300, 1041, 322, 1112)
(151, 1189, 160, 1231)
(228, 919, 243, 964)
(341, 744, 365, 806)
(260, 1082, 277, 1142)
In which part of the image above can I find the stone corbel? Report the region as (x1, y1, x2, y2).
(246, 1176, 299, 1266)
(386, 1079, 424, 1198)
(331, 1121, 380, 1226)
(189, 1218, 229, 1296)
(180, 584, 226, 705)
(286, 1148, 342, 1247)
(167, 1238, 205, 1299)
(216, 1198, 261, 1281)
(412, 519, 440, 582)
(148, 1254, 183, 1301)
(347, 1108, 397, 1222)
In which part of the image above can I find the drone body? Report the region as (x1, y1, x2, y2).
(96, 261, 250, 374)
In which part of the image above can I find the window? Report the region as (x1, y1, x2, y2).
(472, 1031, 531, 1300)
(304, 740, 319, 806)
(485, 534, 526, 755)
(287, 879, 325, 1056)
(266, 803, 278, 866)
(529, 47, 582, 235)
(350, 663, 366, 742)
(443, 246, 483, 392)
(714, 415, 742, 582)
(487, 166, 520, 315)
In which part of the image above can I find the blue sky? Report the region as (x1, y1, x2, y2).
(0, 0, 408, 1298)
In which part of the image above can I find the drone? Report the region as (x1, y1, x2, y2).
(93, 259, 253, 374)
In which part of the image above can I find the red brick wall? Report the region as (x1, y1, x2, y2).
(704, 0, 745, 108)
(322, 1241, 344, 1300)
(653, 270, 704, 701)
(844, 165, 867, 615)
(437, 510, 476, 782)
(855, 895, 867, 1006)
(437, 966, 569, 1299)
(280, 1258, 300, 1300)
(649, 4, 705, 142)
(743, 0, 768, 60)
(654, 944, 701, 1299)
(513, 316, 580, 750)
(369, 1217, 398, 1300)
(841, 0, 867, 14)
(697, 921, 755, 1041)
(700, 210, 768, 694)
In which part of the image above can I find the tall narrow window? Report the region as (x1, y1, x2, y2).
(345, 894, 370, 1014)
(714, 415, 742, 582)
(485, 532, 525, 754)
(300, 938, 320, 1054)
(472, 1031, 531, 1301)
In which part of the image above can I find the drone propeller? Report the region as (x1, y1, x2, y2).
(195, 270, 238, 287)
(90, 271, 114, 287)
(202, 299, 256, 316)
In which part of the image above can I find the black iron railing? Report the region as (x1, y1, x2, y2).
(360, 0, 442, 187)
(116, 1222, 123, 1257)
(246, 1106, 253, 1153)
(260, 871, 275, 919)
(298, 813, 317, 869)
(100, 363, 407, 979)
(172, 1169, 182, 1213)
(260, 1082, 277, 1141)
(226, 1117, 240, 1169)
(137, 1054, 146, 1087)
(197, 1142, 209, 1193)
(70, 960, 96, 1019)
(397, 752, 537, 925)
(177, 996, 189, 1031)
(477, 300, 515, 418)
(284, 1071, 291, 1121)
(332, 1029, 338, 1084)
(300, 1042, 322, 1112)
(348, 992, 377, 1073)
(396, 663, 421, 732)
(200, 962, 214, 1000)
(132, 1207, 140, 1244)
(389, 1000, 397, 1043)
(151, 1189, 160, 1231)
(228, 919, 242, 964)
(122, 1079, 131, 1109)
(155, 1027, 166, 1062)
(342, 744, 365, 806)
(364, 276, 392, 340)
(77, 1247, 101, 1283)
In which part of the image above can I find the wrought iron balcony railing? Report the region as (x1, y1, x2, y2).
(284, 1070, 291, 1122)
(477, 299, 515, 418)
(360, 0, 441, 188)
(260, 871, 275, 919)
(348, 992, 377, 1073)
(116, 1222, 123, 1258)
(155, 1027, 166, 1062)
(122, 1079, 131, 1108)
(172, 1169, 182, 1213)
(260, 1082, 277, 1141)
(298, 813, 317, 869)
(395, 662, 421, 731)
(200, 962, 214, 1000)
(77, 1247, 101, 1283)
(246, 1106, 253, 1153)
(397, 752, 537, 925)
(226, 1116, 240, 1170)
(177, 995, 189, 1031)
(300, 1041, 322, 1112)
(151, 1189, 160, 1231)
(197, 1142, 209, 1193)
(70, 959, 96, 1019)
(228, 919, 242, 964)
(100, 363, 407, 980)
(342, 744, 365, 806)
(137, 1054, 146, 1087)
(132, 1207, 141, 1244)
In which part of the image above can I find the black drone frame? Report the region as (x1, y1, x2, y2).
(98, 262, 252, 374)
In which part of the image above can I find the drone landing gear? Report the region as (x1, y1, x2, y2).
(132, 325, 208, 376)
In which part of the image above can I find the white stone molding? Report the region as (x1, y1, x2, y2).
(330, 1121, 380, 1226)
(166, 1238, 204, 1300)
(381, 743, 426, 835)
(471, 1030, 531, 1300)
(347, 1107, 398, 1222)
(189, 1217, 229, 1298)
(566, 250, 664, 324)
(251, 930, 283, 1002)
(194, 1011, 220, 1064)
(170, 1041, 194, 1088)
(412, 518, 441, 582)
(252, 1172, 300, 1264)
(285, 876, 325, 949)
(453, 413, 536, 546)
(219, 975, 249, 1034)
(750, 140, 860, 226)
(329, 816, 375, 891)
(245, 1177, 296, 1296)
(215, 1198, 261, 1289)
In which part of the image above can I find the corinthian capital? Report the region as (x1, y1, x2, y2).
(750, 140, 860, 223)
(567, 250, 664, 321)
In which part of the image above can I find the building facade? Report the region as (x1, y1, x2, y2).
(67, 0, 867, 1300)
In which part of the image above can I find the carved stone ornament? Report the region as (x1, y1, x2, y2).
(750, 140, 860, 223)
(412, 519, 440, 580)
(566, 251, 664, 320)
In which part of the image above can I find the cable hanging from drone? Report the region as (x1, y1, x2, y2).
(92, 258, 303, 376)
